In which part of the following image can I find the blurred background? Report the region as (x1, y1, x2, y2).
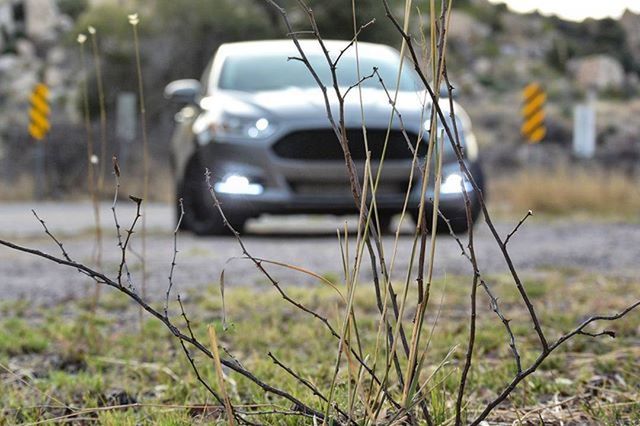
(1, 0, 639, 217)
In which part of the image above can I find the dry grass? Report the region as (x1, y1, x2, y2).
(489, 167, 640, 219)
(0, 175, 36, 201)
(0, 165, 173, 203)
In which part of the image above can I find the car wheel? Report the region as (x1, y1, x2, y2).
(373, 212, 394, 234)
(180, 155, 246, 236)
(438, 204, 478, 234)
(411, 205, 477, 235)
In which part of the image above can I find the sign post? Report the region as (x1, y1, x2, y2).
(521, 83, 546, 144)
(28, 83, 51, 199)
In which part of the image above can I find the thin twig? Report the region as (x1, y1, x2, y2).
(0, 238, 325, 419)
(117, 196, 143, 289)
(268, 352, 355, 425)
(470, 299, 640, 425)
(203, 169, 396, 408)
(31, 210, 72, 262)
(505, 210, 533, 246)
(382, 0, 549, 354)
(165, 198, 184, 317)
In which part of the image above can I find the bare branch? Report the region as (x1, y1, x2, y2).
(203, 169, 398, 409)
(505, 210, 533, 246)
(268, 352, 356, 425)
(382, 0, 549, 355)
(117, 196, 143, 289)
(0, 238, 326, 420)
(471, 299, 640, 425)
(32, 210, 73, 262)
(165, 199, 184, 317)
(479, 280, 522, 373)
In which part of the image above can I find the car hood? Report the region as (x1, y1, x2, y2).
(207, 87, 432, 130)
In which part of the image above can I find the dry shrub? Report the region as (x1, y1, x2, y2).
(0, 175, 36, 201)
(490, 167, 640, 217)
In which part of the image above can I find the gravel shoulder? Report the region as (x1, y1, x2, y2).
(1, 202, 638, 305)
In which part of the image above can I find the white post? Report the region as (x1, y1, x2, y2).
(572, 91, 596, 159)
(116, 92, 137, 168)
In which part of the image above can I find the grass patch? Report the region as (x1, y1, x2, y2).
(489, 167, 640, 219)
(1, 271, 638, 424)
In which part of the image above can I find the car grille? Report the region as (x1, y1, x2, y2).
(272, 129, 425, 161)
(289, 181, 405, 196)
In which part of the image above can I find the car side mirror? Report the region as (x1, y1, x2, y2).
(164, 79, 202, 104)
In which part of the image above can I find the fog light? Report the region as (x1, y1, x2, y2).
(440, 173, 472, 194)
(214, 174, 264, 195)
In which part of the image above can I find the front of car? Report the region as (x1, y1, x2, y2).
(166, 40, 482, 235)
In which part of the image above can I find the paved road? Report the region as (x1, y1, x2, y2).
(1, 202, 638, 304)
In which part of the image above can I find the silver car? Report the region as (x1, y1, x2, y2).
(165, 40, 484, 235)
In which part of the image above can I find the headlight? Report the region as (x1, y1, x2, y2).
(195, 113, 276, 144)
(440, 172, 473, 194)
(213, 115, 275, 139)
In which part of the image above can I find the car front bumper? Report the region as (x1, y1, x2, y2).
(197, 136, 474, 219)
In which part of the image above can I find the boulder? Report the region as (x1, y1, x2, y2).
(567, 54, 625, 91)
(447, 10, 490, 44)
(46, 45, 65, 65)
(15, 39, 35, 58)
(620, 10, 640, 64)
(24, 0, 59, 42)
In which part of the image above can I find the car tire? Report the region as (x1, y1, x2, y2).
(368, 212, 391, 235)
(438, 202, 479, 234)
(180, 155, 246, 236)
(411, 203, 479, 235)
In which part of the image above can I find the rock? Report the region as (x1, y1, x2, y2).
(104, 388, 137, 406)
(0, 54, 19, 73)
(46, 46, 66, 65)
(24, 0, 59, 42)
(567, 54, 625, 91)
(45, 65, 64, 87)
(45, 47, 68, 89)
(0, 3, 17, 37)
(447, 10, 490, 44)
(0, 52, 42, 130)
(501, 12, 545, 38)
(473, 57, 492, 75)
(15, 39, 35, 58)
(620, 10, 640, 64)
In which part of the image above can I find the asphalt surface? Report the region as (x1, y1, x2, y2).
(1, 202, 638, 305)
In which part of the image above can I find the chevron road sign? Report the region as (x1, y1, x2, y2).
(521, 83, 546, 143)
(28, 83, 51, 141)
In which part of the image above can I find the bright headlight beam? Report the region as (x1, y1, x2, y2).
(214, 174, 264, 195)
(255, 118, 269, 131)
(440, 173, 472, 194)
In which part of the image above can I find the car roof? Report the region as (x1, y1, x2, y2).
(216, 39, 398, 58)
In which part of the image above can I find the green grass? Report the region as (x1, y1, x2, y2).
(1, 271, 639, 424)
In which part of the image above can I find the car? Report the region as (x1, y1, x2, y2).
(164, 39, 484, 235)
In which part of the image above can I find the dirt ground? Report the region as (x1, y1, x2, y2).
(1, 202, 638, 305)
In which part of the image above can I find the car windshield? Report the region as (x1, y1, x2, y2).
(217, 50, 420, 92)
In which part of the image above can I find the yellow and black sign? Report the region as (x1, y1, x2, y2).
(521, 83, 546, 143)
(28, 83, 51, 141)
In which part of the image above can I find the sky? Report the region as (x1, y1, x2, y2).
(487, 0, 640, 21)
